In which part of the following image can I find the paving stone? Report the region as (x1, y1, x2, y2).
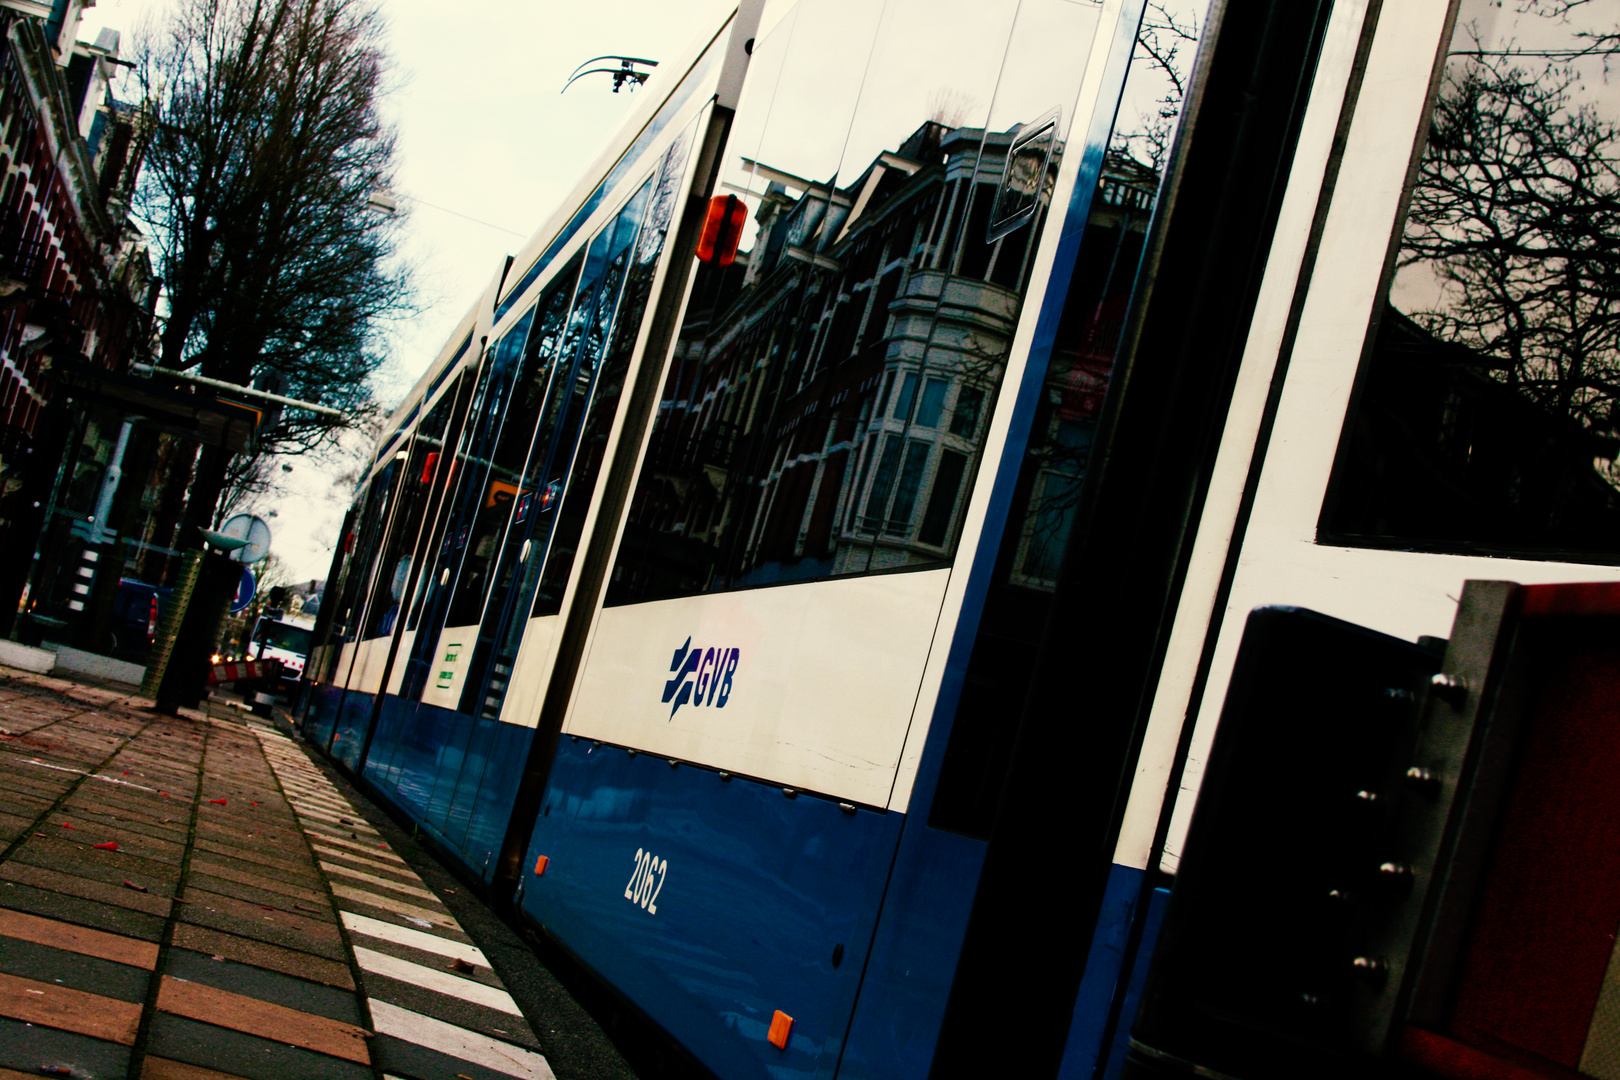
(187, 857, 330, 906)
(170, 923, 355, 991)
(185, 870, 338, 920)
(0, 969, 142, 1043)
(144, 1013, 372, 1080)
(0, 907, 157, 968)
(177, 887, 347, 961)
(156, 973, 371, 1062)
(196, 818, 311, 853)
(193, 836, 317, 876)
(0, 879, 167, 940)
(11, 835, 183, 892)
(164, 948, 363, 1025)
(0, 934, 151, 1002)
(56, 805, 193, 845)
(0, 790, 55, 818)
(185, 848, 325, 892)
(0, 1014, 132, 1076)
(0, 859, 173, 918)
(142, 1055, 255, 1080)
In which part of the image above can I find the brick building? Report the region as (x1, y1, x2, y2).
(0, 0, 155, 636)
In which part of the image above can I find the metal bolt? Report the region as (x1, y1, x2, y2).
(1378, 861, 1414, 887)
(1355, 789, 1380, 804)
(1430, 673, 1467, 706)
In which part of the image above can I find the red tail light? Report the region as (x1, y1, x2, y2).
(696, 194, 748, 268)
(421, 451, 438, 484)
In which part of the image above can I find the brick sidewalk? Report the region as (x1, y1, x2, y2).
(0, 668, 563, 1080)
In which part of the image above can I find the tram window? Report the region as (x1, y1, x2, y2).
(1321, 0, 1620, 561)
(607, 0, 1098, 604)
(442, 309, 538, 628)
(402, 368, 479, 633)
(331, 467, 393, 644)
(359, 392, 454, 639)
(533, 130, 695, 621)
(929, 0, 1203, 837)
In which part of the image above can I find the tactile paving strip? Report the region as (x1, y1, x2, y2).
(0, 672, 555, 1080)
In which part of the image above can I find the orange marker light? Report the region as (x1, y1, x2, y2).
(533, 855, 549, 876)
(696, 194, 748, 268)
(767, 1010, 793, 1050)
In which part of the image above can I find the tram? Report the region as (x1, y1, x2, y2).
(300, 0, 1620, 1076)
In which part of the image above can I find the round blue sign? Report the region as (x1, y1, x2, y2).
(231, 567, 257, 614)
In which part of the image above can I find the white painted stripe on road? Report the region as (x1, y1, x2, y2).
(341, 911, 488, 966)
(331, 884, 459, 929)
(314, 843, 417, 877)
(292, 796, 356, 816)
(297, 805, 380, 833)
(282, 784, 342, 800)
(308, 831, 406, 863)
(321, 860, 437, 900)
(369, 1001, 554, 1080)
(286, 787, 349, 804)
(354, 945, 522, 1015)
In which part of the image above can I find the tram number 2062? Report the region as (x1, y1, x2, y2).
(624, 848, 667, 914)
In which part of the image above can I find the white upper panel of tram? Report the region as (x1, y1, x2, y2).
(564, 0, 1134, 808)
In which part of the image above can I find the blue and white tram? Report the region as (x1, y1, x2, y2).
(302, 0, 1620, 1075)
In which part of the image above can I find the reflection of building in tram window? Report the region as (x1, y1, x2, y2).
(613, 118, 1165, 603)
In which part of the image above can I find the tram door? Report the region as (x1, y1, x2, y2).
(837, 0, 1392, 1074)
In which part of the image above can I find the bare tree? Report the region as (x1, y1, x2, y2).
(134, 0, 410, 555)
(1112, 1, 1201, 173)
(1399, 46, 1620, 438)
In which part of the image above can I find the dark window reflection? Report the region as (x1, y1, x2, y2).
(930, 152, 1155, 835)
(1323, 0, 1620, 559)
(609, 120, 1064, 604)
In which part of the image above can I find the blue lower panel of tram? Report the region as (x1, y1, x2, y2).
(360, 694, 538, 882)
(306, 683, 343, 750)
(519, 736, 904, 1080)
(329, 689, 378, 770)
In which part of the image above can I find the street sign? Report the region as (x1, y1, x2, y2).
(231, 566, 256, 614)
(218, 514, 272, 563)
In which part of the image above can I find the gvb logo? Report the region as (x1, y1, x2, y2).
(663, 637, 739, 718)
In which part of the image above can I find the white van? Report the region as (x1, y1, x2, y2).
(248, 615, 316, 691)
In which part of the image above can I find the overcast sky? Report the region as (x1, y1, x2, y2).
(80, 0, 730, 583)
